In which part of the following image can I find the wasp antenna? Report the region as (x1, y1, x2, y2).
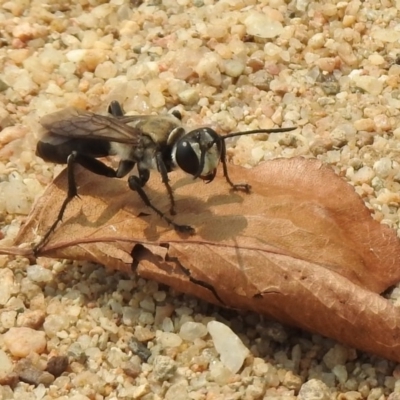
(222, 126, 297, 140)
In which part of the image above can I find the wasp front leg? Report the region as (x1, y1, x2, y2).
(127, 172, 194, 235)
(155, 152, 177, 215)
(220, 140, 251, 193)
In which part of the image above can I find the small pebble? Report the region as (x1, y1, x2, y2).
(354, 118, 375, 132)
(152, 355, 177, 381)
(339, 391, 363, 400)
(224, 59, 245, 77)
(352, 166, 375, 184)
(352, 75, 384, 96)
(134, 326, 155, 342)
(157, 332, 183, 348)
(4, 327, 47, 357)
(27, 265, 53, 283)
(122, 358, 142, 378)
(371, 28, 400, 43)
(323, 344, 348, 369)
(0, 268, 15, 305)
(209, 360, 234, 385)
(177, 88, 199, 105)
(0, 371, 18, 387)
(43, 315, 70, 337)
(373, 158, 392, 179)
(179, 321, 208, 341)
(15, 359, 55, 386)
(0, 350, 13, 375)
(129, 338, 151, 362)
(149, 91, 166, 108)
(165, 381, 189, 400)
(17, 309, 45, 329)
(282, 371, 303, 392)
(298, 379, 331, 400)
(94, 61, 118, 79)
(244, 11, 283, 38)
(333, 365, 348, 384)
(140, 297, 156, 313)
(46, 356, 69, 377)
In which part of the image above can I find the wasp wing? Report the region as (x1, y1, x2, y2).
(40, 107, 142, 145)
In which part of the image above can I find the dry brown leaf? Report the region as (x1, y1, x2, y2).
(7, 157, 400, 361)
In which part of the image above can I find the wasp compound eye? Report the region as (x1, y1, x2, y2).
(174, 140, 200, 176)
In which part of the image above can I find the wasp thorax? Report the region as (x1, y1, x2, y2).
(173, 128, 222, 181)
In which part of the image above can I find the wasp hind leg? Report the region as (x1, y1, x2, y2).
(34, 151, 119, 254)
(108, 100, 125, 117)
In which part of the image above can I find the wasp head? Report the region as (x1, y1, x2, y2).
(172, 127, 222, 183)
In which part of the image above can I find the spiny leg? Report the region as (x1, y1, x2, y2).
(128, 175, 194, 234)
(34, 151, 118, 253)
(155, 151, 176, 215)
(220, 140, 251, 193)
(108, 100, 125, 117)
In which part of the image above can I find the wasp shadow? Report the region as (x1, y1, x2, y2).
(51, 170, 249, 243)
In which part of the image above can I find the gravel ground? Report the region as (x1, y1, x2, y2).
(0, 0, 400, 399)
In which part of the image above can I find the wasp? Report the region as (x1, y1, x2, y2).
(35, 101, 296, 246)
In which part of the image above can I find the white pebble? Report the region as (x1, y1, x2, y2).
(352, 166, 374, 184)
(43, 315, 70, 337)
(178, 88, 199, 105)
(68, 395, 91, 400)
(298, 379, 331, 400)
(153, 355, 177, 380)
(308, 33, 325, 49)
(296, 0, 309, 11)
(352, 75, 383, 96)
(1, 310, 17, 329)
(99, 317, 119, 334)
(33, 385, 46, 400)
(195, 55, 222, 86)
(373, 158, 392, 178)
(322, 344, 348, 369)
(0, 268, 15, 305)
(179, 322, 208, 341)
(368, 54, 385, 66)
(251, 147, 265, 163)
(244, 12, 283, 38)
(209, 360, 234, 384)
(45, 81, 64, 96)
(107, 347, 126, 368)
(0, 349, 13, 374)
(149, 91, 166, 108)
(94, 61, 118, 79)
(224, 59, 245, 77)
(165, 381, 189, 400)
(11, 70, 38, 96)
(61, 33, 80, 47)
(66, 49, 87, 63)
(27, 264, 53, 283)
(161, 317, 175, 332)
(140, 297, 156, 313)
(264, 42, 282, 58)
(157, 332, 183, 348)
(332, 365, 348, 384)
(371, 28, 400, 43)
(207, 321, 249, 373)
